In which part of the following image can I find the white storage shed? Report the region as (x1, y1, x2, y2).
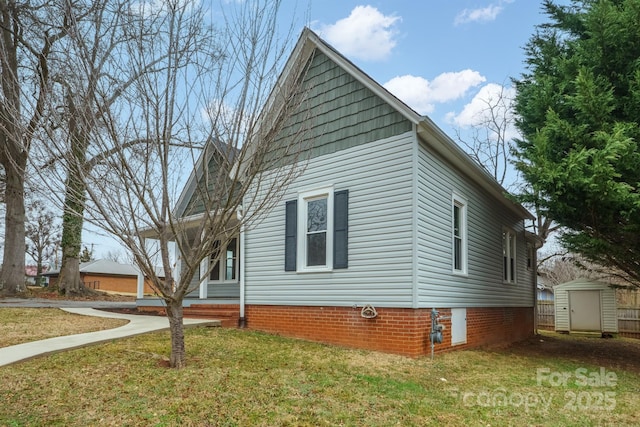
(554, 278, 618, 334)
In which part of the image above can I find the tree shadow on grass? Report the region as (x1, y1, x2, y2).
(505, 332, 640, 374)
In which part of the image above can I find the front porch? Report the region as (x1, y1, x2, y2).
(135, 225, 243, 328)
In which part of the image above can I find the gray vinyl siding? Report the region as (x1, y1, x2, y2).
(206, 282, 240, 298)
(186, 282, 239, 299)
(183, 259, 240, 299)
(244, 132, 415, 307)
(416, 137, 534, 308)
(271, 50, 412, 163)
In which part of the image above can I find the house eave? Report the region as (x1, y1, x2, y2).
(137, 212, 206, 239)
(138, 209, 241, 240)
(416, 118, 534, 221)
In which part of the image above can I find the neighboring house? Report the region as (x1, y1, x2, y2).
(537, 284, 554, 301)
(136, 28, 537, 357)
(537, 274, 555, 301)
(25, 265, 47, 286)
(46, 259, 154, 295)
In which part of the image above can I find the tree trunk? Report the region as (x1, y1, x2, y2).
(36, 258, 44, 286)
(58, 173, 87, 296)
(58, 255, 82, 293)
(0, 152, 27, 295)
(166, 299, 186, 369)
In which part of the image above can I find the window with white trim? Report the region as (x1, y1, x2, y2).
(452, 195, 467, 274)
(209, 238, 239, 281)
(526, 242, 534, 271)
(298, 188, 334, 271)
(285, 187, 348, 272)
(503, 229, 517, 283)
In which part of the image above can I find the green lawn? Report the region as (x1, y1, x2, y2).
(1, 327, 638, 426)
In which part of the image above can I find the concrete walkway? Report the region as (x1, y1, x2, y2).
(0, 308, 219, 367)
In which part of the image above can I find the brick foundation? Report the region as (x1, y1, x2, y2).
(245, 305, 534, 357)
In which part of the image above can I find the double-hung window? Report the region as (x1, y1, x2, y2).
(526, 242, 534, 271)
(304, 194, 330, 267)
(285, 187, 348, 272)
(298, 188, 334, 271)
(452, 195, 467, 274)
(503, 228, 516, 283)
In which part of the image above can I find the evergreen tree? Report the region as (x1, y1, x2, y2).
(513, 0, 640, 286)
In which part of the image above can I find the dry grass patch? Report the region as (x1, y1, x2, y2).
(0, 308, 128, 347)
(0, 328, 639, 426)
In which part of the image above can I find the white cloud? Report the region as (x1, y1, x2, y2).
(315, 6, 401, 61)
(447, 83, 519, 141)
(454, 1, 513, 25)
(383, 70, 486, 115)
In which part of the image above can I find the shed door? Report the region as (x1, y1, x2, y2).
(569, 290, 601, 331)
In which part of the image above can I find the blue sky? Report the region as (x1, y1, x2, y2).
(85, 0, 554, 259)
(299, 0, 550, 138)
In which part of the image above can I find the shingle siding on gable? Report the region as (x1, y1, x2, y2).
(274, 50, 412, 160)
(415, 138, 534, 307)
(180, 151, 224, 217)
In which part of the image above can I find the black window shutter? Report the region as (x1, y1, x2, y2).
(285, 200, 297, 271)
(333, 190, 348, 269)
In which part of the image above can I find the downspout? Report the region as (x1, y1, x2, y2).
(529, 227, 541, 335)
(238, 207, 246, 328)
(533, 231, 539, 335)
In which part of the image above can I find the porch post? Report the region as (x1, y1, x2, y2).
(199, 257, 208, 299)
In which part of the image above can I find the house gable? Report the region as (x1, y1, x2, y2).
(271, 48, 412, 161)
(270, 29, 530, 221)
(174, 141, 238, 218)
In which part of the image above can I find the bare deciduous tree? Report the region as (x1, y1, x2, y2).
(103, 249, 132, 264)
(38, 0, 311, 368)
(453, 83, 514, 187)
(45, 0, 174, 296)
(0, 1, 71, 294)
(539, 253, 608, 286)
(452, 83, 559, 247)
(25, 199, 60, 286)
